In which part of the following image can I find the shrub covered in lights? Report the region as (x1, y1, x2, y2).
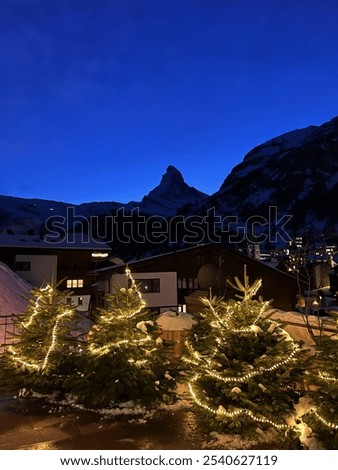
(66, 269, 178, 407)
(303, 314, 338, 449)
(1, 283, 80, 394)
(183, 269, 305, 437)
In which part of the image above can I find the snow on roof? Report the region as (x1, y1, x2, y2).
(0, 233, 111, 250)
(0, 262, 30, 316)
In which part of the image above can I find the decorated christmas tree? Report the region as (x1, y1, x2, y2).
(68, 268, 177, 407)
(303, 313, 338, 448)
(1, 282, 79, 393)
(183, 268, 304, 436)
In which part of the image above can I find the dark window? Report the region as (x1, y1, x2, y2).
(134, 278, 160, 293)
(78, 296, 83, 306)
(178, 278, 198, 291)
(14, 261, 31, 271)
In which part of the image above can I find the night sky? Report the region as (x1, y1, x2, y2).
(1, 0, 338, 204)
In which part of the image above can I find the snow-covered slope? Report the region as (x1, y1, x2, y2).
(207, 116, 338, 232)
(0, 195, 123, 235)
(0, 262, 30, 316)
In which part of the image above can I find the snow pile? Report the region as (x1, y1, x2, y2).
(156, 311, 196, 331)
(0, 262, 30, 316)
(264, 309, 335, 350)
(202, 429, 280, 450)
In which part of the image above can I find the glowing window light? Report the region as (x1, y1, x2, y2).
(67, 279, 83, 288)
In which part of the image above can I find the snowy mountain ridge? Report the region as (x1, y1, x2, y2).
(0, 166, 208, 234)
(1, 116, 338, 236)
(206, 116, 338, 233)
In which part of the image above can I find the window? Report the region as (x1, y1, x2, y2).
(67, 279, 84, 288)
(14, 261, 31, 271)
(178, 278, 198, 290)
(78, 296, 83, 305)
(133, 278, 160, 293)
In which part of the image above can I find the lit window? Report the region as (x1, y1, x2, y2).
(67, 279, 83, 288)
(132, 279, 160, 293)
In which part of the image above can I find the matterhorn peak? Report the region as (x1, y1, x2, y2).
(136, 165, 207, 216)
(157, 165, 185, 190)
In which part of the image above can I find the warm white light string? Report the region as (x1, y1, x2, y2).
(8, 347, 40, 370)
(312, 409, 338, 430)
(9, 285, 74, 371)
(88, 337, 152, 356)
(185, 277, 303, 431)
(203, 344, 299, 384)
(42, 309, 73, 370)
(188, 377, 289, 430)
(22, 285, 53, 328)
(89, 268, 150, 357)
(125, 267, 146, 318)
(318, 371, 338, 382)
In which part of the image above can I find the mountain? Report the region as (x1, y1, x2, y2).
(128, 165, 208, 217)
(1, 117, 338, 239)
(208, 116, 338, 234)
(0, 166, 208, 234)
(0, 195, 123, 235)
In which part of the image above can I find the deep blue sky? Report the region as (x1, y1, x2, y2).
(1, 0, 338, 204)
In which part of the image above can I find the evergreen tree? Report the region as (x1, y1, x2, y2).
(303, 314, 338, 448)
(1, 282, 79, 393)
(68, 268, 177, 407)
(183, 268, 304, 436)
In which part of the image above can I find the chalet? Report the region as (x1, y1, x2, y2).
(0, 233, 111, 311)
(95, 244, 304, 313)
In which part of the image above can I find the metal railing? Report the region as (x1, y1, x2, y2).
(0, 314, 18, 354)
(0, 312, 93, 355)
(0, 305, 186, 355)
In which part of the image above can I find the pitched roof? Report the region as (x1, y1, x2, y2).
(0, 233, 111, 251)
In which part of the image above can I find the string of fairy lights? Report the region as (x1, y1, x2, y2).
(88, 337, 152, 356)
(125, 267, 147, 318)
(6, 267, 337, 433)
(318, 371, 337, 382)
(183, 272, 305, 430)
(22, 285, 53, 328)
(9, 284, 74, 371)
(188, 377, 289, 430)
(88, 267, 151, 358)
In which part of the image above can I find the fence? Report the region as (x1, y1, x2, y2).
(0, 314, 18, 354)
(0, 313, 93, 355)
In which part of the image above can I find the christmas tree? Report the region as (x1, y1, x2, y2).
(68, 268, 177, 407)
(1, 282, 79, 394)
(303, 313, 338, 448)
(183, 268, 304, 436)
